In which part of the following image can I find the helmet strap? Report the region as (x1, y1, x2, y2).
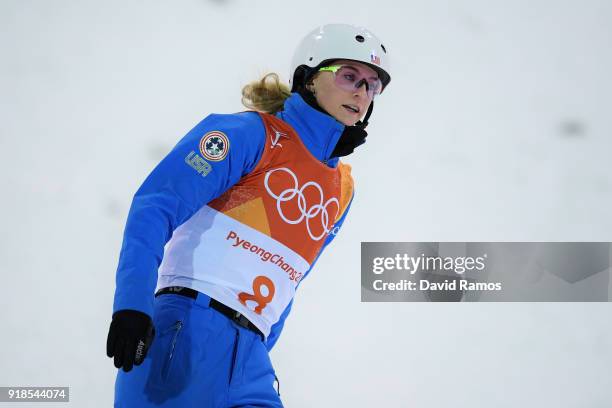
(354, 101, 374, 130)
(330, 100, 373, 158)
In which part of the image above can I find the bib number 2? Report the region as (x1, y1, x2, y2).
(238, 276, 275, 315)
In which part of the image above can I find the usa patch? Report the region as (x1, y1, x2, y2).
(199, 131, 230, 162)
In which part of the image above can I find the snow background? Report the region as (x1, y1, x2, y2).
(1, 0, 611, 406)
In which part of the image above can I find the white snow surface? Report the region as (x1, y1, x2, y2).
(1, 0, 611, 407)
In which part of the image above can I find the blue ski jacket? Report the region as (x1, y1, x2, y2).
(113, 92, 354, 351)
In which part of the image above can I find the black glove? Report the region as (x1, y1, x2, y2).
(331, 125, 368, 158)
(106, 309, 155, 372)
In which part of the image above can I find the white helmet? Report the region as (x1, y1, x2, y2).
(289, 23, 391, 94)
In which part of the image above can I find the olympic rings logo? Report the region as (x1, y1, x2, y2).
(264, 167, 339, 241)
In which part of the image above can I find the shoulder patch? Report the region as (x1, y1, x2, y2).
(199, 131, 230, 162)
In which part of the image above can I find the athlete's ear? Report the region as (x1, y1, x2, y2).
(305, 81, 315, 94)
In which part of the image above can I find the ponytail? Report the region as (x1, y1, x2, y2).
(241, 73, 291, 114)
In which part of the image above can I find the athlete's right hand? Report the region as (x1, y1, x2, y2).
(106, 310, 156, 372)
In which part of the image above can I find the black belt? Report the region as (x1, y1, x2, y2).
(155, 286, 264, 340)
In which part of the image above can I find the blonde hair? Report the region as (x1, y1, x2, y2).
(241, 73, 291, 114)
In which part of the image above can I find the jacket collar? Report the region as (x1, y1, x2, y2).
(275, 93, 344, 166)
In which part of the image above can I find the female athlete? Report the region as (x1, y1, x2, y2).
(106, 23, 392, 407)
